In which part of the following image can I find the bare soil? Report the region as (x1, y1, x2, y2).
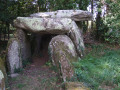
(8, 48, 63, 90)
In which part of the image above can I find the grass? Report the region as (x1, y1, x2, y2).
(17, 83, 26, 89)
(73, 43, 120, 90)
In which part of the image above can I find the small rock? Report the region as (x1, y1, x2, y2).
(9, 73, 19, 78)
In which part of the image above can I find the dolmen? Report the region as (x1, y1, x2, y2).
(6, 10, 92, 82)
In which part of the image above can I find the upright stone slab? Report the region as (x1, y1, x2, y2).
(15, 29, 31, 62)
(6, 38, 22, 74)
(0, 58, 6, 79)
(49, 35, 78, 81)
(0, 58, 6, 90)
(0, 70, 5, 90)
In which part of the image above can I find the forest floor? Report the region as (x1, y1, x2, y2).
(7, 60, 63, 90)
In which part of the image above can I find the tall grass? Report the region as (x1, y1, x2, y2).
(73, 44, 120, 89)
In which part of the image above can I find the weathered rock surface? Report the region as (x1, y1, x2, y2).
(0, 58, 6, 78)
(30, 10, 93, 21)
(49, 35, 78, 81)
(15, 29, 31, 62)
(14, 17, 71, 34)
(6, 38, 22, 74)
(65, 82, 90, 90)
(6, 29, 31, 74)
(14, 17, 85, 56)
(0, 70, 5, 90)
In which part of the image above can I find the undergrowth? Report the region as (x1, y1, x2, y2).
(73, 44, 120, 90)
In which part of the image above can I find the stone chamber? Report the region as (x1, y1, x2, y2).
(0, 10, 93, 90)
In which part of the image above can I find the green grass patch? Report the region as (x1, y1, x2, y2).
(17, 83, 26, 89)
(73, 44, 120, 89)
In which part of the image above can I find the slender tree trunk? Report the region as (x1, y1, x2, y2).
(96, 12, 101, 40)
(86, 21, 88, 32)
(91, 0, 94, 31)
(7, 23, 10, 40)
(0, 27, 1, 41)
(4, 28, 6, 41)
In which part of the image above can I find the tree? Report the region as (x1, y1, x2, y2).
(104, 0, 120, 43)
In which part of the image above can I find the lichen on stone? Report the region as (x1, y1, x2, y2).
(0, 70, 5, 90)
(6, 38, 22, 74)
(0, 57, 6, 80)
(49, 35, 79, 82)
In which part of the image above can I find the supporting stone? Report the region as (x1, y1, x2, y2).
(67, 20, 85, 57)
(0, 58, 6, 79)
(6, 29, 31, 74)
(6, 38, 22, 74)
(15, 29, 31, 62)
(0, 70, 5, 90)
(49, 35, 78, 82)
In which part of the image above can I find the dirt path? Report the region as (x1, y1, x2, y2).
(8, 56, 63, 90)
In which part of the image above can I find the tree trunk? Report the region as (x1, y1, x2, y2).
(91, 0, 94, 31)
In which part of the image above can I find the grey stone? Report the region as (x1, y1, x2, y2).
(30, 10, 93, 21)
(6, 38, 22, 74)
(9, 73, 19, 78)
(49, 35, 78, 82)
(15, 29, 31, 62)
(0, 70, 5, 90)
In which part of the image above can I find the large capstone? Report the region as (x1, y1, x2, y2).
(0, 70, 5, 90)
(6, 38, 22, 74)
(30, 10, 92, 21)
(49, 35, 78, 81)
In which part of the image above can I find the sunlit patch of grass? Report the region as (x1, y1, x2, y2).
(73, 44, 120, 89)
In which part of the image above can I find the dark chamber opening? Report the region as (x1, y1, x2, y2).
(30, 34, 56, 67)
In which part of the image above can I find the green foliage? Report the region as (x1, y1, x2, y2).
(45, 0, 89, 11)
(22, 59, 31, 68)
(14, 68, 23, 73)
(73, 44, 120, 89)
(45, 61, 52, 67)
(17, 83, 26, 89)
(0, 0, 37, 23)
(96, 17, 109, 40)
(75, 0, 90, 10)
(103, 0, 120, 43)
(48, 0, 76, 10)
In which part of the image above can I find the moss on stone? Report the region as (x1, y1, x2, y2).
(0, 57, 6, 79)
(49, 35, 79, 82)
(0, 70, 5, 90)
(6, 38, 22, 74)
